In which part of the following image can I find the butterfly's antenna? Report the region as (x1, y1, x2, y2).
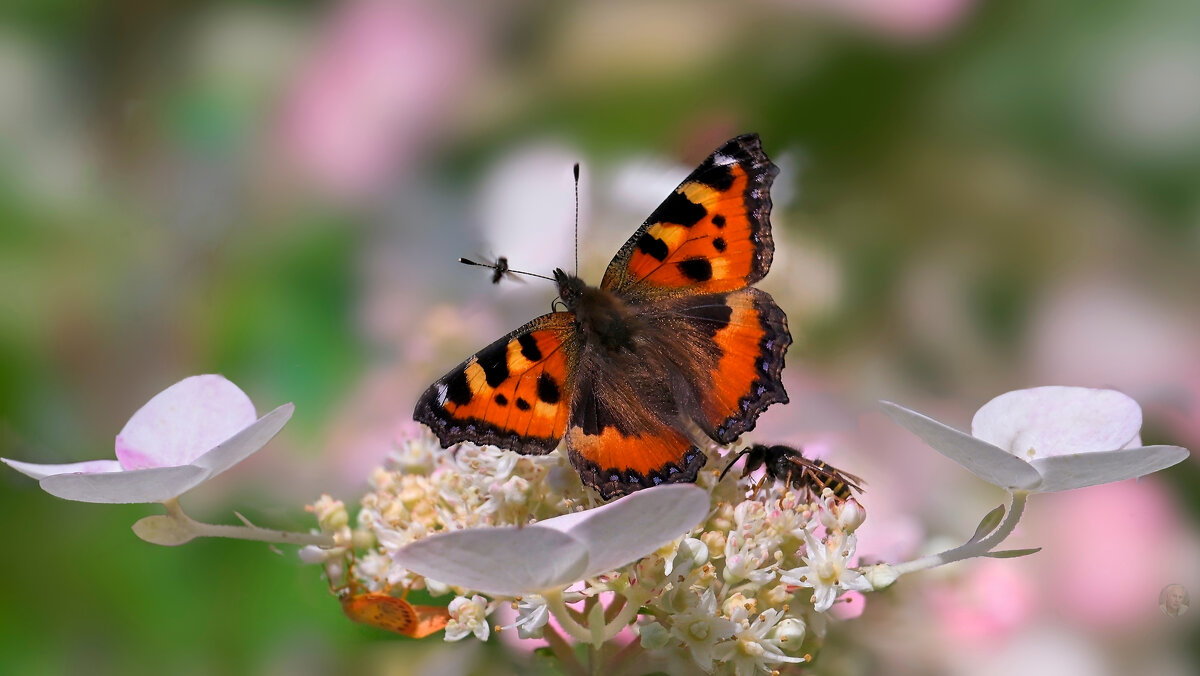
(457, 257, 555, 282)
(718, 448, 753, 482)
(573, 162, 580, 275)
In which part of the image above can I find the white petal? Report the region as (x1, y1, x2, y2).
(392, 527, 589, 597)
(1029, 445, 1189, 492)
(190, 404, 294, 478)
(554, 484, 711, 579)
(115, 374, 258, 470)
(880, 401, 1041, 489)
(38, 465, 208, 504)
(2, 458, 122, 480)
(972, 387, 1142, 459)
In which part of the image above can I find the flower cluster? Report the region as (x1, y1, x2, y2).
(310, 430, 872, 674)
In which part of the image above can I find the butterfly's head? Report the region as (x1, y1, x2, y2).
(553, 268, 586, 311)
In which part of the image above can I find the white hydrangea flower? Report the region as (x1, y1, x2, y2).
(328, 427, 873, 672)
(668, 588, 738, 673)
(445, 594, 490, 642)
(711, 608, 805, 676)
(393, 484, 709, 597)
(781, 531, 872, 612)
(723, 530, 777, 586)
(664, 537, 708, 579)
(881, 386, 1189, 492)
(2, 375, 291, 503)
(506, 595, 550, 639)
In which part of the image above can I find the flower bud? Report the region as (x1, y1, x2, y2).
(861, 563, 899, 590)
(639, 621, 671, 650)
(838, 499, 866, 532)
(669, 537, 709, 578)
(308, 495, 349, 532)
(772, 617, 807, 650)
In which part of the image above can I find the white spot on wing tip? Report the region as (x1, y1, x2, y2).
(436, 383, 449, 405)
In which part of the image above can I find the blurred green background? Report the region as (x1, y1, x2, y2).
(3, 0, 1200, 674)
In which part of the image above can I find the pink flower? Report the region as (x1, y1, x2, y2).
(929, 560, 1036, 646)
(1036, 479, 1186, 632)
(2, 375, 292, 503)
(279, 0, 475, 199)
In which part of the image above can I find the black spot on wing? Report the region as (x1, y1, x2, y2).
(445, 370, 472, 405)
(712, 214, 726, 228)
(712, 237, 727, 252)
(677, 257, 713, 282)
(517, 333, 542, 362)
(693, 157, 735, 191)
(536, 373, 561, 404)
(515, 397, 532, 411)
(648, 191, 706, 228)
(494, 393, 508, 406)
(477, 342, 509, 387)
(636, 233, 669, 261)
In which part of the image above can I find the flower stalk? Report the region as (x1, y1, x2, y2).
(888, 490, 1030, 577)
(134, 498, 336, 547)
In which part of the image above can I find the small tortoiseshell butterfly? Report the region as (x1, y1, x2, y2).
(415, 134, 791, 499)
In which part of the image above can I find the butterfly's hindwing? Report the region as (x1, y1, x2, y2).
(601, 134, 779, 297)
(414, 313, 577, 454)
(564, 371, 706, 500)
(645, 287, 790, 445)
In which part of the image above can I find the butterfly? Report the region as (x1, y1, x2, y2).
(338, 587, 451, 639)
(719, 444, 865, 501)
(415, 134, 791, 499)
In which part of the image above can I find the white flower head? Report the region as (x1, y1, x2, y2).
(711, 608, 805, 676)
(2, 375, 292, 503)
(781, 531, 872, 612)
(665, 537, 709, 579)
(505, 595, 550, 639)
(882, 386, 1189, 492)
(669, 588, 738, 673)
(723, 531, 777, 586)
(445, 594, 490, 642)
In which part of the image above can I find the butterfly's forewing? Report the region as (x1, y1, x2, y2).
(414, 312, 578, 454)
(601, 134, 778, 298)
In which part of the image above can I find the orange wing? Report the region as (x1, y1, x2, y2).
(414, 312, 578, 454)
(564, 371, 706, 500)
(341, 593, 450, 639)
(601, 134, 778, 298)
(685, 287, 790, 444)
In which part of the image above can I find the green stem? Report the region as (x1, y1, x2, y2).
(163, 499, 335, 547)
(544, 589, 594, 644)
(889, 490, 1030, 577)
(541, 622, 588, 676)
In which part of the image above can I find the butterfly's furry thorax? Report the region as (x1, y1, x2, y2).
(554, 268, 640, 354)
